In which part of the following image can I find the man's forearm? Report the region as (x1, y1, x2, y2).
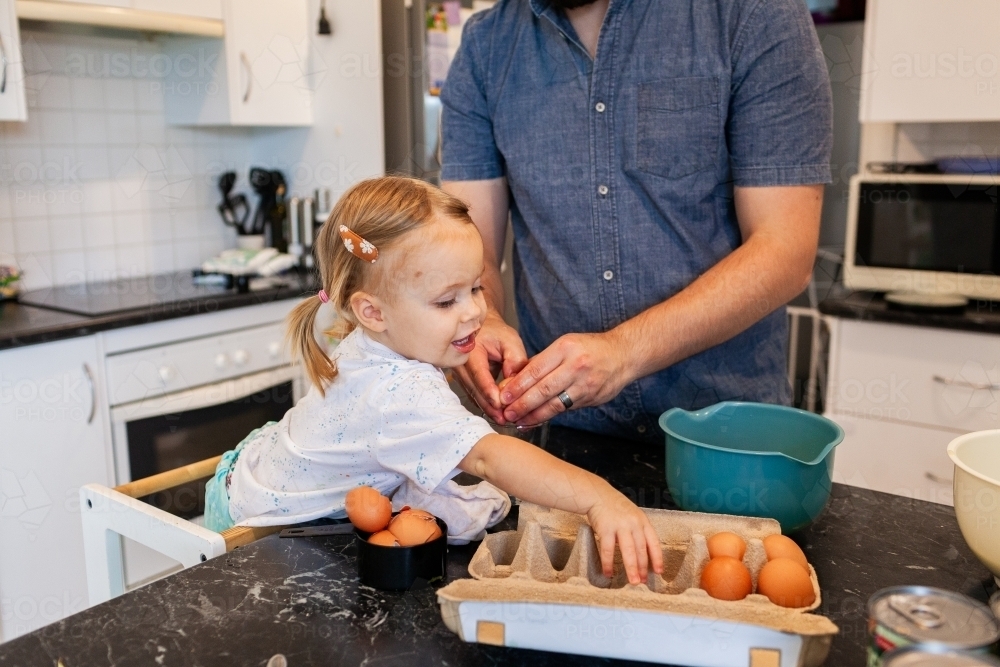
(482, 261, 506, 317)
(611, 185, 822, 383)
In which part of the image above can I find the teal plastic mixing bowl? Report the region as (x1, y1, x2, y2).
(659, 402, 844, 533)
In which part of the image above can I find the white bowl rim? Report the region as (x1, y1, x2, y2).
(948, 429, 1000, 487)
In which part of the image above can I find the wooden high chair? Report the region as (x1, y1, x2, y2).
(80, 456, 287, 605)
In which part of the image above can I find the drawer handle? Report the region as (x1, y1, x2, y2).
(83, 363, 96, 425)
(0, 29, 7, 94)
(932, 375, 1000, 391)
(925, 471, 953, 485)
(240, 51, 252, 103)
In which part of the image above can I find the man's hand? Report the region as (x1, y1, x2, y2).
(454, 311, 528, 423)
(498, 330, 633, 426)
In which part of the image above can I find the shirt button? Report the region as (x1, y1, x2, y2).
(598, 184, 609, 196)
(637, 425, 647, 434)
(603, 270, 614, 281)
(595, 102, 606, 113)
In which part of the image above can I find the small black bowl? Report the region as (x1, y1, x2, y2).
(355, 517, 448, 591)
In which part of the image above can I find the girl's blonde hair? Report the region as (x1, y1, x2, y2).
(287, 176, 475, 394)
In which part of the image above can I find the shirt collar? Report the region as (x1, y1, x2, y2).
(354, 327, 407, 362)
(529, 0, 629, 20)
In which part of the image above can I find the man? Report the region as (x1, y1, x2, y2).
(441, 0, 832, 443)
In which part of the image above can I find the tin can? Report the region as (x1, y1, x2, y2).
(867, 586, 1000, 667)
(883, 645, 1000, 667)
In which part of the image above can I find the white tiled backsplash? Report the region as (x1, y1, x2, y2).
(0, 29, 255, 290)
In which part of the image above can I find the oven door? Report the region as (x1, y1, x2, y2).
(109, 364, 304, 587)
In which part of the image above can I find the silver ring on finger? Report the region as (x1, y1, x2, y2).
(557, 391, 574, 410)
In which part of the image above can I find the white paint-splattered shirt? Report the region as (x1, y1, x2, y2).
(227, 328, 495, 527)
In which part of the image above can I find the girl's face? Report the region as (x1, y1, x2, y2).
(354, 217, 487, 368)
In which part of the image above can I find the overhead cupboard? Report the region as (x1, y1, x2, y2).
(3, 0, 312, 125)
(0, 0, 26, 121)
(859, 0, 1000, 122)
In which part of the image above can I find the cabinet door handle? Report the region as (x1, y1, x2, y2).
(83, 363, 96, 425)
(932, 374, 1000, 391)
(240, 52, 252, 103)
(0, 29, 8, 94)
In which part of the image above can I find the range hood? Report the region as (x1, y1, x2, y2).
(16, 0, 224, 37)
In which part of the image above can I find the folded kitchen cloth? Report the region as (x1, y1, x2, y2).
(391, 477, 511, 545)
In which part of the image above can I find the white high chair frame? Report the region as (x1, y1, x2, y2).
(80, 455, 285, 605)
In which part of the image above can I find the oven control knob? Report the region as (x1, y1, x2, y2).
(158, 365, 175, 383)
(215, 353, 227, 369)
(232, 349, 249, 365)
(268, 341, 281, 358)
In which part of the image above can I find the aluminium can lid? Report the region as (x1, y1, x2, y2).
(869, 586, 1000, 648)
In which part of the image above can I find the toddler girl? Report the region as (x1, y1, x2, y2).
(204, 176, 662, 584)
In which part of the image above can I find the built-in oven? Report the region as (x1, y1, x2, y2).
(106, 322, 305, 587)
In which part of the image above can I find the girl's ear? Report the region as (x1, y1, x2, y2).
(350, 291, 387, 332)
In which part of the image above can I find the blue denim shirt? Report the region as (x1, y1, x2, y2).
(441, 0, 832, 443)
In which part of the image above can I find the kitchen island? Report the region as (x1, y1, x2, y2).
(0, 425, 992, 667)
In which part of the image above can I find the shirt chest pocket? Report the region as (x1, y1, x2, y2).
(635, 77, 720, 179)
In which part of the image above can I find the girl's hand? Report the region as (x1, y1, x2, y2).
(454, 311, 528, 424)
(587, 491, 663, 585)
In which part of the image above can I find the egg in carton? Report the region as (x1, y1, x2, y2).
(438, 503, 838, 667)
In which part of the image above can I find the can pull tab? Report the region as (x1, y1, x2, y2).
(889, 595, 945, 630)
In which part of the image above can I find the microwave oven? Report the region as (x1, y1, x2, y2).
(844, 173, 1000, 303)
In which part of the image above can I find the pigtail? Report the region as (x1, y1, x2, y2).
(286, 296, 338, 396)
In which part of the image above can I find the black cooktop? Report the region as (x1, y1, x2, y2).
(18, 271, 301, 317)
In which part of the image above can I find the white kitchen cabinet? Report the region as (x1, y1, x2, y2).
(824, 317, 1000, 506)
(0, 337, 111, 643)
(0, 0, 26, 122)
(859, 0, 1000, 122)
(162, 0, 312, 126)
(830, 412, 957, 506)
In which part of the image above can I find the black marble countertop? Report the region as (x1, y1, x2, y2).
(0, 271, 320, 351)
(0, 427, 993, 667)
(820, 290, 1000, 334)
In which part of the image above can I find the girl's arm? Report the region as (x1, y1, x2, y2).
(458, 433, 663, 584)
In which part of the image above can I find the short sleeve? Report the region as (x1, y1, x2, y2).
(376, 368, 495, 493)
(727, 0, 833, 187)
(440, 12, 505, 181)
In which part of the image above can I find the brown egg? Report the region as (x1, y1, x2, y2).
(763, 534, 809, 571)
(757, 557, 817, 608)
(699, 556, 753, 601)
(345, 486, 391, 533)
(707, 532, 747, 560)
(388, 510, 443, 546)
(368, 530, 399, 547)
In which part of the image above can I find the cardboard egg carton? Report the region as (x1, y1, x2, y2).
(438, 503, 838, 667)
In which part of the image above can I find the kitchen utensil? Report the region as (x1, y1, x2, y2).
(659, 402, 844, 532)
(948, 430, 1000, 586)
(355, 515, 447, 590)
(249, 168, 288, 251)
(216, 171, 250, 234)
(279, 524, 355, 538)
